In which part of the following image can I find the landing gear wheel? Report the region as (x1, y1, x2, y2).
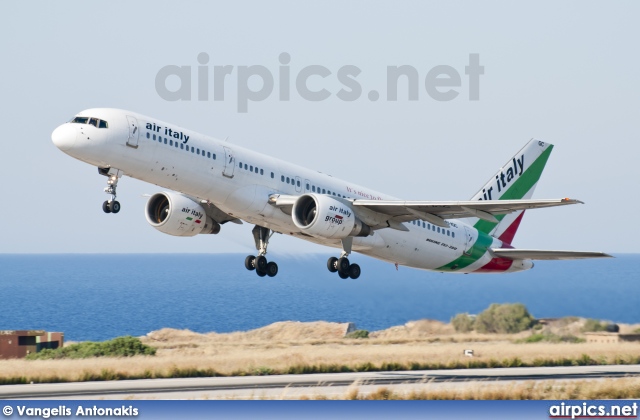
(337, 257, 350, 274)
(348, 263, 361, 279)
(256, 255, 268, 271)
(338, 271, 349, 279)
(100, 169, 122, 215)
(245, 255, 256, 271)
(327, 257, 338, 273)
(256, 269, 267, 277)
(266, 261, 278, 277)
(109, 201, 121, 214)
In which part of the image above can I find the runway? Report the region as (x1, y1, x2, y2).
(2, 365, 639, 400)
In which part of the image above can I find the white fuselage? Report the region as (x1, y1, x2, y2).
(52, 108, 529, 274)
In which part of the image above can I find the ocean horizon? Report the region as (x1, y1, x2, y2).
(1, 253, 637, 341)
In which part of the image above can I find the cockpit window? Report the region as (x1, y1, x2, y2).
(70, 116, 108, 128)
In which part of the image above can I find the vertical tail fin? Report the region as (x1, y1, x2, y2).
(468, 139, 554, 243)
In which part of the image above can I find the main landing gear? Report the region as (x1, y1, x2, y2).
(99, 168, 122, 214)
(327, 237, 361, 279)
(245, 226, 279, 277)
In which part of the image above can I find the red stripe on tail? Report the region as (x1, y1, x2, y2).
(498, 211, 525, 246)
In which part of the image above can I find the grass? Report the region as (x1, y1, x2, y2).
(2, 340, 640, 385)
(308, 378, 640, 400)
(1, 320, 639, 388)
(516, 333, 584, 344)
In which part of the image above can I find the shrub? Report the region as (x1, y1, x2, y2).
(517, 333, 584, 344)
(26, 336, 156, 360)
(582, 319, 607, 332)
(451, 313, 475, 333)
(346, 330, 369, 339)
(474, 303, 534, 334)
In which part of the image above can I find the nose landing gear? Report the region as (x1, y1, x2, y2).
(99, 167, 122, 214)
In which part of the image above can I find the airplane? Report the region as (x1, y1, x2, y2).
(51, 108, 611, 279)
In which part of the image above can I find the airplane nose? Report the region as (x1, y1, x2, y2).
(51, 124, 77, 151)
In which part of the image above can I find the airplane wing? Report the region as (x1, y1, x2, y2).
(269, 195, 582, 229)
(351, 198, 582, 227)
(491, 249, 613, 260)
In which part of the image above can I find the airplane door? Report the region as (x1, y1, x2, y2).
(463, 226, 476, 256)
(126, 116, 139, 148)
(295, 176, 302, 193)
(223, 147, 235, 178)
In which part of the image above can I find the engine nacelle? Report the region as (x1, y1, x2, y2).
(292, 194, 371, 239)
(145, 192, 220, 237)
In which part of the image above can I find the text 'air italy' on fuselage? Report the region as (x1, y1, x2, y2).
(51, 109, 611, 279)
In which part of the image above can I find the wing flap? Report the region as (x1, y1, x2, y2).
(491, 249, 613, 260)
(352, 198, 582, 221)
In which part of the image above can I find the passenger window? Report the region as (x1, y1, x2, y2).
(297, 180, 301, 187)
(422, 222, 426, 228)
(255, 167, 258, 174)
(250, 165, 253, 171)
(164, 138, 167, 144)
(99, 120, 108, 128)
(322, 189, 326, 194)
(197, 148, 200, 154)
(447, 231, 450, 236)
(146, 132, 150, 139)
(213, 154, 216, 160)
(180, 143, 184, 150)
(270, 172, 274, 178)
(239, 162, 243, 168)
(437, 227, 441, 233)
(170, 140, 173, 146)
(312, 186, 316, 192)
(306, 183, 310, 190)
(452, 232, 455, 238)
(281, 175, 284, 182)
(244, 164, 248, 170)
(207, 152, 211, 158)
(286, 177, 290, 183)
(175, 142, 178, 148)
(153, 134, 156, 140)
(191, 146, 194, 153)
(89, 118, 99, 127)
(260, 169, 263, 175)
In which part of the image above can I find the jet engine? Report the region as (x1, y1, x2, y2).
(145, 192, 221, 237)
(292, 194, 371, 239)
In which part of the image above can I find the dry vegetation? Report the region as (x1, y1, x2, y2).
(306, 377, 640, 400)
(0, 318, 639, 388)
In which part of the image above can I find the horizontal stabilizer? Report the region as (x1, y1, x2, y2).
(491, 249, 613, 260)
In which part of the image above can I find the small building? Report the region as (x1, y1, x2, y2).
(0, 330, 64, 359)
(585, 332, 640, 344)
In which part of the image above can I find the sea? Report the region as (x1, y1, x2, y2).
(0, 254, 637, 341)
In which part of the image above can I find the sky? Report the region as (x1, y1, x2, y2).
(1, 1, 638, 254)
